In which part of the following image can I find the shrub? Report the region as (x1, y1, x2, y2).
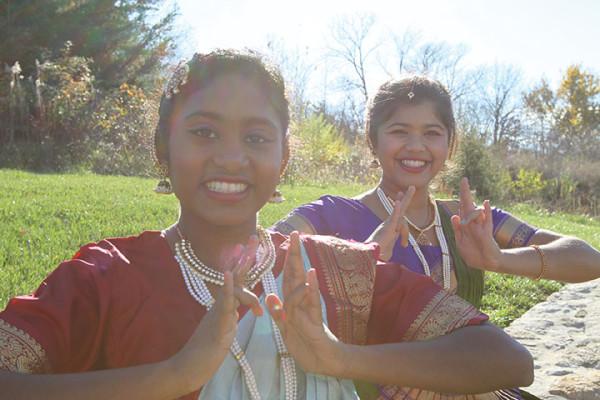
(284, 114, 379, 185)
(0, 45, 159, 176)
(84, 83, 157, 176)
(442, 133, 509, 201)
(509, 168, 547, 202)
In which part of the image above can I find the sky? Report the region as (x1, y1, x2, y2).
(175, 0, 600, 94)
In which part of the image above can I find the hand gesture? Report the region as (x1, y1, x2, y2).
(171, 236, 263, 389)
(367, 186, 416, 261)
(265, 232, 344, 377)
(450, 178, 503, 271)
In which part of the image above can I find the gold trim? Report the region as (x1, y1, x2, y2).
(403, 291, 482, 341)
(377, 386, 510, 400)
(494, 214, 536, 248)
(377, 291, 500, 399)
(272, 213, 317, 235)
(310, 235, 376, 344)
(437, 199, 460, 217)
(0, 319, 50, 373)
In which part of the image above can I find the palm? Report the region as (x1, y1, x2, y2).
(367, 186, 416, 260)
(452, 178, 502, 271)
(266, 232, 341, 375)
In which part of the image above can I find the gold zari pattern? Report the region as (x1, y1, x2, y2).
(378, 293, 518, 400)
(311, 235, 376, 345)
(0, 319, 49, 373)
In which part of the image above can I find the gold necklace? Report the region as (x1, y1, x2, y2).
(403, 201, 436, 245)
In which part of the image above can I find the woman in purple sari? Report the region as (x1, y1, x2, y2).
(274, 76, 600, 307)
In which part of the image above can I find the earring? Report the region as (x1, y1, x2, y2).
(154, 165, 173, 195)
(268, 188, 285, 203)
(369, 159, 380, 169)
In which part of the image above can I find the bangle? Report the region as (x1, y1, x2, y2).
(530, 244, 547, 280)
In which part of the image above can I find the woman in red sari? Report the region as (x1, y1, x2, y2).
(0, 50, 533, 399)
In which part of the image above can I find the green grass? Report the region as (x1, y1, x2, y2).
(2, 169, 598, 327)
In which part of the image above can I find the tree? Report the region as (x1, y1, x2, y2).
(555, 65, 600, 158)
(0, 0, 178, 90)
(474, 64, 524, 146)
(265, 36, 314, 121)
(523, 79, 556, 156)
(326, 13, 380, 131)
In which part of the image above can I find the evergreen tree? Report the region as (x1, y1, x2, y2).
(0, 0, 178, 89)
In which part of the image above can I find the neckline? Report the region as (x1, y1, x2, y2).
(353, 194, 441, 248)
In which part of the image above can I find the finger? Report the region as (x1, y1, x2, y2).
(306, 269, 324, 323)
(283, 231, 306, 298)
(284, 281, 309, 309)
(232, 234, 260, 285)
(266, 293, 286, 328)
(223, 244, 244, 271)
(397, 219, 409, 248)
(395, 185, 416, 217)
(459, 177, 475, 217)
(244, 234, 259, 263)
(233, 251, 254, 287)
(214, 270, 236, 315)
(483, 200, 493, 234)
(233, 286, 263, 316)
(461, 208, 484, 225)
(451, 215, 463, 242)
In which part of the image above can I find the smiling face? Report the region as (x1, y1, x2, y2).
(167, 72, 286, 229)
(375, 100, 450, 193)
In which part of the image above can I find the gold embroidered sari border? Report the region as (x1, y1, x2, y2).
(310, 236, 376, 345)
(0, 318, 50, 373)
(403, 291, 481, 341)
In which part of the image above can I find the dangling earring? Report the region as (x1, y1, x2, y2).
(369, 159, 380, 169)
(269, 188, 285, 203)
(154, 164, 173, 194)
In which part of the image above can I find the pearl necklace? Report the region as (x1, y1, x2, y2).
(376, 187, 451, 290)
(173, 227, 297, 400)
(174, 226, 273, 289)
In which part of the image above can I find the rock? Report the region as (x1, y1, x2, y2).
(548, 371, 600, 400)
(504, 278, 600, 398)
(546, 369, 572, 376)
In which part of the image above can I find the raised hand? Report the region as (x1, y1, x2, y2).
(367, 186, 416, 261)
(266, 232, 344, 376)
(451, 177, 503, 271)
(170, 236, 263, 389)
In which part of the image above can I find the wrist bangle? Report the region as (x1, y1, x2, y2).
(530, 244, 547, 280)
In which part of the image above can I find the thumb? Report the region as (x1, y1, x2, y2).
(266, 293, 286, 333)
(450, 215, 463, 243)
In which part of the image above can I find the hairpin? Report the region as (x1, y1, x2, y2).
(164, 60, 190, 99)
(407, 78, 417, 100)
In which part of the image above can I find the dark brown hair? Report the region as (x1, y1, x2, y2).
(154, 49, 290, 165)
(366, 76, 457, 158)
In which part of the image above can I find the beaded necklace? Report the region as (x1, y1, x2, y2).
(173, 226, 297, 400)
(376, 188, 451, 290)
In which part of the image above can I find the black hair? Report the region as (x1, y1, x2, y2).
(366, 75, 457, 158)
(154, 49, 290, 165)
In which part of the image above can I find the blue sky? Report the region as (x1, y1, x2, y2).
(175, 0, 599, 88)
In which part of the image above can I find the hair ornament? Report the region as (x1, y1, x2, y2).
(407, 78, 417, 100)
(164, 60, 190, 99)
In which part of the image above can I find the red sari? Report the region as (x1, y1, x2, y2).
(1, 230, 489, 399)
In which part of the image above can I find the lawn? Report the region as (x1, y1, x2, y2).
(2, 169, 599, 327)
